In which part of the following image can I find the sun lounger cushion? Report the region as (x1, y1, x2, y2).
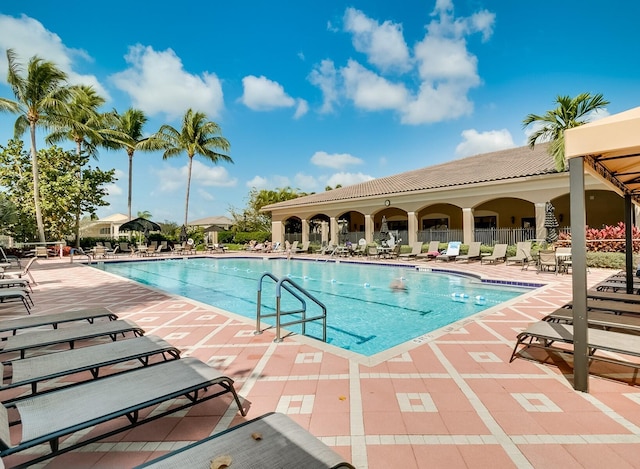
(0, 357, 245, 464)
(135, 412, 355, 469)
(0, 308, 118, 337)
(3, 335, 180, 396)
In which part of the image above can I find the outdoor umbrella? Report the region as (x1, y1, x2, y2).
(339, 219, 349, 244)
(379, 216, 390, 246)
(544, 202, 559, 244)
(179, 225, 188, 243)
(119, 217, 162, 244)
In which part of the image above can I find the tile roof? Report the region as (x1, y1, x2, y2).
(264, 143, 558, 210)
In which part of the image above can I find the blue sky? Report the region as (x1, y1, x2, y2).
(0, 1, 639, 223)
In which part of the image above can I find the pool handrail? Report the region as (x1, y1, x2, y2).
(255, 273, 327, 343)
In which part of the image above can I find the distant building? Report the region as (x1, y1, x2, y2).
(80, 213, 129, 239)
(188, 216, 234, 244)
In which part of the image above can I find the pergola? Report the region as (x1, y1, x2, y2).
(565, 106, 640, 392)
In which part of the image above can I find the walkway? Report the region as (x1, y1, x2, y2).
(2, 255, 639, 469)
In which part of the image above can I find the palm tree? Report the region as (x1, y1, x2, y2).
(103, 108, 158, 221)
(137, 210, 152, 219)
(46, 85, 107, 246)
(154, 109, 232, 227)
(0, 49, 73, 242)
(523, 93, 609, 171)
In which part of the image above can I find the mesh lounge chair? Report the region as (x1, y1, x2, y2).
(399, 241, 423, 260)
(292, 240, 310, 253)
(506, 241, 532, 267)
(536, 250, 558, 273)
(1, 256, 37, 285)
(0, 278, 31, 293)
(0, 307, 117, 337)
(480, 243, 508, 264)
(510, 321, 640, 370)
(455, 242, 481, 263)
(2, 335, 180, 398)
(0, 357, 246, 467)
(0, 288, 33, 314)
(436, 241, 461, 262)
(417, 240, 441, 261)
(135, 412, 355, 469)
(543, 307, 640, 333)
(0, 319, 144, 359)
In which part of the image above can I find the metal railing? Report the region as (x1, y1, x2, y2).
(255, 272, 327, 343)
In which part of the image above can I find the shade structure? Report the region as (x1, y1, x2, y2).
(118, 217, 161, 233)
(564, 105, 640, 393)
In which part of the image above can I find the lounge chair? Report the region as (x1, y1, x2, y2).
(2, 335, 180, 397)
(292, 240, 310, 253)
(34, 246, 49, 259)
(366, 245, 380, 259)
(1, 256, 37, 285)
(0, 319, 144, 359)
(510, 321, 640, 370)
(135, 411, 355, 469)
(506, 241, 532, 267)
(0, 247, 20, 269)
(436, 241, 461, 261)
(544, 307, 640, 333)
(536, 250, 559, 273)
(0, 288, 33, 314)
(417, 240, 441, 261)
(399, 241, 423, 260)
(565, 299, 640, 315)
(0, 307, 118, 337)
(480, 243, 507, 264)
(587, 291, 640, 303)
(0, 357, 246, 466)
(0, 278, 31, 293)
(455, 242, 481, 263)
(352, 238, 367, 256)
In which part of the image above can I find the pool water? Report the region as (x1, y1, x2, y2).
(94, 258, 529, 356)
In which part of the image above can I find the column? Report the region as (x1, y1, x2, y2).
(364, 214, 373, 244)
(407, 211, 418, 245)
(535, 202, 547, 241)
(330, 217, 339, 245)
(321, 221, 329, 245)
(462, 208, 474, 245)
(271, 220, 284, 246)
(301, 219, 309, 245)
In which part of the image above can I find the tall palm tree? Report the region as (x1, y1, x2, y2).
(46, 85, 107, 246)
(103, 108, 157, 221)
(154, 109, 232, 227)
(0, 49, 73, 242)
(523, 93, 609, 172)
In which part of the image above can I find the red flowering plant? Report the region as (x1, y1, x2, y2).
(558, 222, 640, 252)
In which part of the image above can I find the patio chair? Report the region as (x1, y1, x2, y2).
(0, 307, 118, 336)
(352, 238, 367, 256)
(543, 307, 640, 334)
(0, 357, 246, 467)
(506, 241, 532, 267)
(134, 412, 355, 469)
(399, 241, 423, 260)
(0, 319, 144, 359)
(2, 335, 181, 398)
(0, 277, 31, 293)
(366, 245, 380, 259)
(0, 247, 20, 269)
(510, 320, 640, 370)
(536, 250, 558, 273)
(480, 243, 508, 264)
(455, 242, 482, 263)
(417, 240, 441, 261)
(34, 246, 49, 259)
(587, 291, 640, 304)
(292, 240, 310, 253)
(436, 241, 461, 262)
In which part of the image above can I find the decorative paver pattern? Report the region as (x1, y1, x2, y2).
(1, 255, 639, 468)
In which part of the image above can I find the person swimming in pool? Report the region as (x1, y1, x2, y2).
(389, 278, 407, 291)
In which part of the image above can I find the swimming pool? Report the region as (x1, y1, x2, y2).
(94, 258, 530, 356)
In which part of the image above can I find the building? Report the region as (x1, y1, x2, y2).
(79, 213, 129, 239)
(262, 144, 625, 246)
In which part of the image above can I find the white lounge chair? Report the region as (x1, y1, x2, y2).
(436, 241, 461, 262)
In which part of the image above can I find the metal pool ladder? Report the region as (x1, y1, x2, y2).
(255, 272, 327, 343)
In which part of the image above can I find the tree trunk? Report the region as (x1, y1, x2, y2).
(128, 151, 133, 221)
(74, 141, 82, 248)
(184, 156, 193, 227)
(30, 123, 46, 243)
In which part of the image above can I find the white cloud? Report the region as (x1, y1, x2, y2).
(310, 151, 363, 170)
(294, 173, 320, 192)
(110, 45, 224, 120)
(308, 59, 339, 113)
(455, 129, 515, 157)
(0, 14, 108, 98)
(294, 99, 309, 119)
(154, 160, 236, 193)
(343, 8, 411, 72)
(342, 60, 408, 111)
(245, 175, 292, 189)
(325, 172, 375, 187)
(105, 183, 123, 196)
(246, 176, 268, 188)
(240, 75, 295, 111)
(197, 189, 215, 201)
(401, 81, 474, 124)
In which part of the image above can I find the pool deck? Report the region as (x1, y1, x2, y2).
(2, 253, 640, 468)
